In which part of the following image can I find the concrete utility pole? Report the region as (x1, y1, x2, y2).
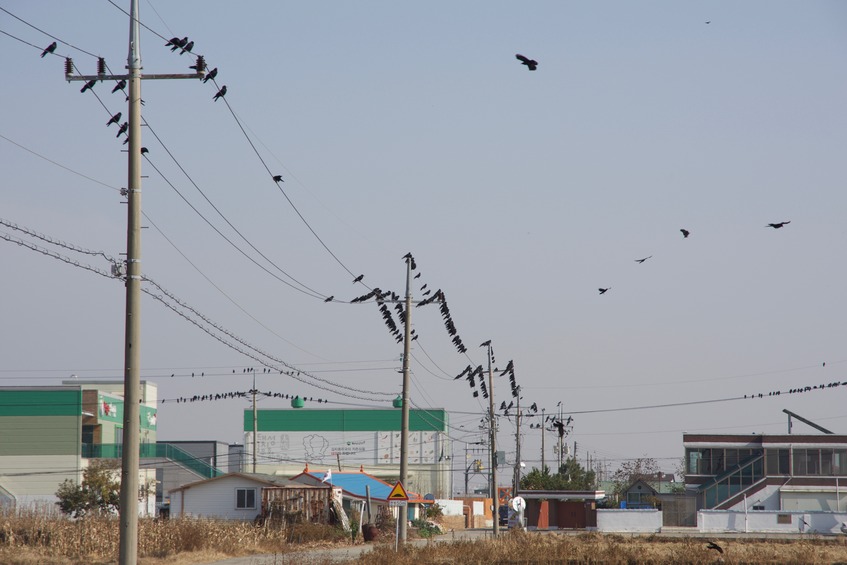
(513, 387, 522, 494)
(540, 408, 546, 471)
(252, 370, 258, 473)
(64, 3, 203, 563)
(398, 256, 413, 543)
(482, 342, 499, 536)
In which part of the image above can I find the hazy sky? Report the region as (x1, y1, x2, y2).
(2, 1, 846, 491)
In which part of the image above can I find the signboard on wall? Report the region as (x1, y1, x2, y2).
(246, 430, 443, 466)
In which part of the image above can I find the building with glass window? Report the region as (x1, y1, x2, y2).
(684, 434, 847, 512)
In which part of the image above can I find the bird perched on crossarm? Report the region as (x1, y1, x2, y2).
(515, 53, 538, 71)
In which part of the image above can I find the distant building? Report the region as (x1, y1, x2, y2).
(0, 381, 158, 513)
(243, 408, 451, 498)
(684, 433, 847, 512)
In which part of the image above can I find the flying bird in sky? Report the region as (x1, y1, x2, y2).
(598, 287, 611, 295)
(213, 85, 227, 101)
(273, 175, 284, 183)
(635, 256, 653, 263)
(106, 112, 122, 126)
(766, 221, 791, 229)
(680, 228, 690, 238)
(203, 68, 218, 84)
(515, 53, 538, 71)
(41, 41, 57, 58)
(111, 80, 126, 93)
(324, 296, 334, 303)
(353, 274, 364, 283)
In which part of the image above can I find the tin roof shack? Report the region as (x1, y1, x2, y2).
(289, 467, 427, 525)
(169, 472, 331, 522)
(517, 490, 606, 530)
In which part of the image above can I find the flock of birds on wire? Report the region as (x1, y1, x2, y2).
(36, 32, 833, 430)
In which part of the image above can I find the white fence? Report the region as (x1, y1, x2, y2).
(698, 510, 847, 534)
(596, 509, 662, 532)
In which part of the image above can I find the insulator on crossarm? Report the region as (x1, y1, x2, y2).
(194, 55, 206, 76)
(64, 57, 73, 78)
(97, 57, 106, 77)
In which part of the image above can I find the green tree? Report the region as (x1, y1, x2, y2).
(56, 459, 120, 518)
(520, 458, 596, 491)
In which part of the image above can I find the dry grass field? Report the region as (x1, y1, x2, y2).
(2, 513, 847, 565)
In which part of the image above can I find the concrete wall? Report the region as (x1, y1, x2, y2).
(435, 498, 464, 516)
(596, 509, 662, 532)
(699, 510, 847, 534)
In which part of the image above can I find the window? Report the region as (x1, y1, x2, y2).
(236, 488, 256, 510)
(766, 449, 789, 475)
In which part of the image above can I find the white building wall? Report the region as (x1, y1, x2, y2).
(171, 477, 266, 521)
(699, 510, 847, 534)
(596, 509, 662, 532)
(435, 499, 464, 516)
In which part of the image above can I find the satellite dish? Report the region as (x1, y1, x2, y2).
(510, 496, 526, 512)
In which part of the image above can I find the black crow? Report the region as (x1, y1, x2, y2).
(324, 296, 334, 302)
(80, 79, 97, 93)
(180, 40, 194, 55)
(116, 122, 128, 137)
(515, 53, 538, 71)
(171, 37, 188, 52)
(598, 287, 610, 295)
(213, 85, 227, 101)
(106, 112, 122, 126)
(165, 37, 180, 49)
(706, 541, 723, 554)
(353, 275, 364, 283)
(140, 147, 148, 155)
(766, 221, 790, 229)
(680, 228, 690, 238)
(41, 41, 57, 58)
(112, 80, 126, 93)
(273, 175, 284, 183)
(635, 256, 653, 263)
(203, 67, 218, 84)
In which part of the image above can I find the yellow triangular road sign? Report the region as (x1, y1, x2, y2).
(388, 481, 409, 500)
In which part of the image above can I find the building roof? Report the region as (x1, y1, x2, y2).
(169, 472, 325, 494)
(289, 469, 427, 503)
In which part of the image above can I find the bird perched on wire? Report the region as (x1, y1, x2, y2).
(324, 296, 334, 303)
(705, 541, 723, 554)
(180, 40, 194, 55)
(106, 112, 122, 126)
(80, 80, 97, 93)
(203, 67, 218, 84)
(273, 175, 284, 183)
(634, 256, 652, 264)
(680, 228, 690, 238)
(213, 85, 227, 101)
(353, 275, 364, 283)
(598, 287, 610, 295)
(766, 221, 791, 229)
(111, 79, 126, 93)
(140, 147, 149, 155)
(41, 41, 57, 58)
(515, 53, 538, 71)
(168, 37, 188, 52)
(116, 122, 128, 138)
